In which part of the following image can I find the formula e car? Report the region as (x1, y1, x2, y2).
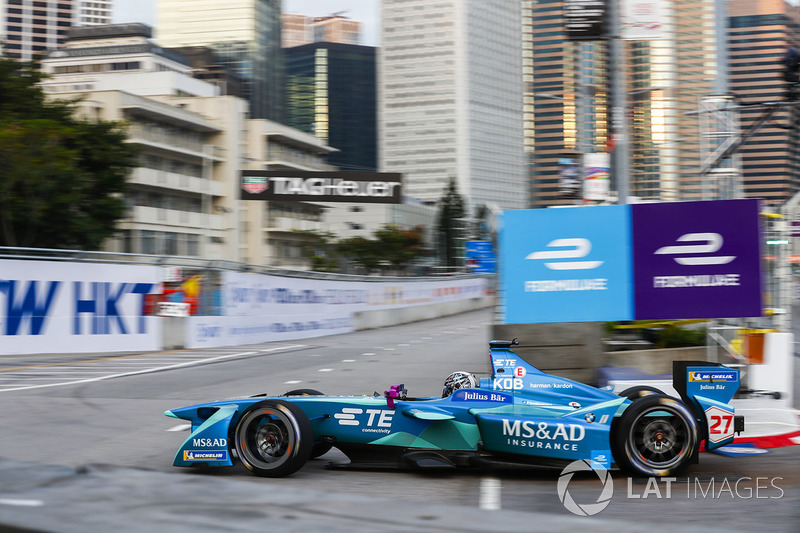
(166, 339, 744, 477)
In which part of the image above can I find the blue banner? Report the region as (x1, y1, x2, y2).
(500, 206, 634, 323)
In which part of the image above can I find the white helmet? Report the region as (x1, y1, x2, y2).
(442, 371, 479, 397)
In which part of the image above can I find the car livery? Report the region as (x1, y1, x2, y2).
(166, 339, 744, 477)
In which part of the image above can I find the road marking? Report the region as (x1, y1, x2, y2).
(398, 343, 410, 347)
(341, 359, 356, 363)
(318, 368, 334, 372)
(0, 345, 306, 393)
(0, 499, 44, 507)
(285, 380, 302, 385)
(383, 348, 395, 351)
(479, 477, 502, 510)
(362, 353, 375, 356)
(167, 424, 191, 432)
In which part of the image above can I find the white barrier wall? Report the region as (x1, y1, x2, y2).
(185, 272, 487, 349)
(0, 260, 162, 355)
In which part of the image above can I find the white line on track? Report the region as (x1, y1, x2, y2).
(479, 477, 502, 510)
(362, 353, 375, 356)
(0, 345, 305, 393)
(0, 499, 44, 507)
(284, 380, 302, 385)
(341, 359, 356, 363)
(318, 368, 334, 372)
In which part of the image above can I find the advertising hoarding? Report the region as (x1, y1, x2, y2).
(499, 199, 763, 324)
(621, 0, 666, 40)
(631, 199, 762, 320)
(564, 0, 607, 40)
(500, 206, 634, 324)
(241, 170, 403, 204)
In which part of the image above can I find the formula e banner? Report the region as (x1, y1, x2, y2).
(0, 260, 161, 354)
(500, 199, 762, 323)
(241, 170, 403, 204)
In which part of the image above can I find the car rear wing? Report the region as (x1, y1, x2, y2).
(673, 360, 744, 450)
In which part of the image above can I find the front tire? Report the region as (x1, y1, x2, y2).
(613, 394, 698, 477)
(282, 389, 333, 459)
(233, 400, 312, 477)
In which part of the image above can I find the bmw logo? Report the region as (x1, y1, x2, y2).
(585, 413, 596, 423)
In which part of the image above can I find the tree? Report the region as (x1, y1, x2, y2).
(292, 229, 341, 272)
(436, 177, 466, 267)
(337, 236, 382, 273)
(375, 224, 425, 272)
(0, 58, 137, 249)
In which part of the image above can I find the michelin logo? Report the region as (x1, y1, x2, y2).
(184, 450, 228, 461)
(689, 371, 737, 382)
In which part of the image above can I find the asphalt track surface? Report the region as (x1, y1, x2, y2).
(0, 308, 798, 532)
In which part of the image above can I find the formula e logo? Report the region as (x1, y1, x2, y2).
(525, 238, 603, 270)
(654, 233, 735, 266)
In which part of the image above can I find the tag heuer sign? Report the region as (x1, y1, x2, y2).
(242, 175, 268, 195)
(240, 171, 403, 204)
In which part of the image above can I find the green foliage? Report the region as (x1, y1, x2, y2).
(0, 57, 137, 250)
(296, 224, 426, 274)
(644, 326, 707, 349)
(436, 177, 466, 267)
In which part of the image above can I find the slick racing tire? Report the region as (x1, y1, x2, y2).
(233, 400, 312, 477)
(282, 388, 333, 459)
(613, 394, 698, 477)
(618, 385, 665, 400)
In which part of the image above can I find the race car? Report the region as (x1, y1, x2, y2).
(166, 339, 744, 478)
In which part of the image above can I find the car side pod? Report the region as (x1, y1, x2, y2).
(169, 404, 238, 467)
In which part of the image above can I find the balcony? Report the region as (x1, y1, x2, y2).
(128, 167, 224, 197)
(129, 206, 224, 231)
(265, 217, 324, 233)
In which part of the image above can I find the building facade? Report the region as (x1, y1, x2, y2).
(379, 0, 527, 212)
(728, 0, 800, 207)
(286, 42, 377, 171)
(1, 0, 75, 61)
(281, 13, 361, 48)
(40, 23, 340, 267)
(155, 0, 284, 121)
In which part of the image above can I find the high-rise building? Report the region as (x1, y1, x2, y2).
(1, 0, 75, 61)
(155, 0, 284, 121)
(286, 42, 376, 171)
(77, 0, 111, 26)
(379, 0, 527, 212)
(281, 13, 360, 48)
(524, 0, 729, 206)
(728, 0, 800, 207)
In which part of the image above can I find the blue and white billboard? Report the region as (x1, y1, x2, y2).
(500, 206, 634, 323)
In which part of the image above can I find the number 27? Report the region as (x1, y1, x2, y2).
(710, 414, 733, 434)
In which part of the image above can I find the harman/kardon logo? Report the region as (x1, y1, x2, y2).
(525, 238, 603, 270)
(654, 233, 735, 266)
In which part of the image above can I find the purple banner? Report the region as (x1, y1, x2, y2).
(631, 199, 762, 320)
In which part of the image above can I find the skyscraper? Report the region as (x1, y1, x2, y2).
(282, 13, 360, 48)
(524, 0, 729, 206)
(728, 0, 800, 207)
(77, 0, 111, 26)
(1, 0, 75, 61)
(379, 0, 527, 211)
(285, 42, 376, 171)
(155, 0, 284, 121)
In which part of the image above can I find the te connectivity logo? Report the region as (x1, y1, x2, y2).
(654, 233, 735, 266)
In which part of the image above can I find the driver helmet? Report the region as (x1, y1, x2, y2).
(442, 371, 479, 397)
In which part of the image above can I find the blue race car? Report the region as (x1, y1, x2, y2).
(166, 339, 744, 477)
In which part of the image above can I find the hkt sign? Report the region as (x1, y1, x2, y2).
(500, 199, 762, 323)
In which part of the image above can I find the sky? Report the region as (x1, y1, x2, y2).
(112, 0, 381, 46)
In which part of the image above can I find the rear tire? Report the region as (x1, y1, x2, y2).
(233, 400, 312, 477)
(613, 394, 698, 477)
